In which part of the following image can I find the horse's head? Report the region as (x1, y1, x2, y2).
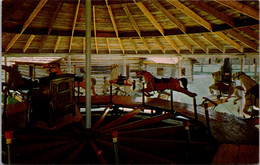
(136, 70, 147, 77)
(212, 71, 222, 82)
(232, 72, 245, 81)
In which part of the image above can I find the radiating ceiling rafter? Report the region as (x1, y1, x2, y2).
(23, 35, 35, 53)
(69, 0, 80, 53)
(214, 31, 243, 52)
(214, 0, 259, 20)
(93, 6, 99, 54)
(167, 0, 213, 32)
(151, 0, 186, 34)
(176, 36, 192, 53)
(236, 27, 259, 41)
(129, 38, 138, 54)
(201, 33, 223, 52)
(5, 0, 48, 52)
(188, 1, 235, 28)
(227, 29, 258, 51)
(187, 34, 207, 53)
(39, 2, 63, 53)
(153, 37, 165, 54)
(106, 0, 125, 54)
(134, 1, 179, 53)
(54, 36, 62, 53)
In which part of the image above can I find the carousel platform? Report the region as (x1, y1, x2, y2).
(76, 95, 259, 145)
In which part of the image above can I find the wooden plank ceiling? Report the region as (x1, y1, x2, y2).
(2, 0, 259, 56)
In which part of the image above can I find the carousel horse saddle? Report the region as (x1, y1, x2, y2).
(154, 78, 171, 83)
(116, 76, 128, 85)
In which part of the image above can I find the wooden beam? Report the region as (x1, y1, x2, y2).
(23, 35, 35, 53)
(188, 1, 235, 28)
(187, 34, 207, 53)
(5, 0, 48, 52)
(123, 4, 141, 37)
(69, 0, 80, 53)
(129, 38, 138, 54)
(141, 37, 151, 54)
(214, 0, 259, 20)
(93, 6, 98, 54)
(152, 1, 186, 33)
(227, 29, 258, 51)
(83, 37, 86, 54)
(202, 33, 223, 52)
(214, 31, 243, 52)
(106, 3, 124, 53)
(167, 0, 212, 32)
(164, 36, 180, 53)
(237, 27, 259, 40)
(107, 38, 111, 54)
(153, 37, 165, 54)
(176, 36, 192, 53)
(135, 1, 164, 35)
(39, 2, 63, 52)
(54, 36, 61, 53)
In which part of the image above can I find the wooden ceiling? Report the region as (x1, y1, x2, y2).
(2, 0, 259, 56)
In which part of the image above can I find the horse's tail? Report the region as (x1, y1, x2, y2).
(178, 78, 188, 90)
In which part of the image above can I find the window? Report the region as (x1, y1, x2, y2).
(29, 65, 34, 78)
(181, 68, 186, 76)
(157, 68, 163, 76)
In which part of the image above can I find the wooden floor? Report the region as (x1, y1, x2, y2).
(80, 95, 259, 145)
(212, 144, 259, 164)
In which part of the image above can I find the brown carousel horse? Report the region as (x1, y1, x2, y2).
(136, 70, 197, 97)
(232, 72, 259, 117)
(42, 64, 97, 96)
(209, 71, 244, 102)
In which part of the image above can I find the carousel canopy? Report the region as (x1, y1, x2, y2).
(2, 0, 259, 57)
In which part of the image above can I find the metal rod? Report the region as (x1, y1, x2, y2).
(85, 0, 91, 129)
(170, 90, 173, 111)
(204, 103, 211, 135)
(193, 97, 198, 121)
(110, 84, 112, 104)
(142, 82, 145, 107)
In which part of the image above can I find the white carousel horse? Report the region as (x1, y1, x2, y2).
(232, 72, 259, 117)
(108, 64, 134, 96)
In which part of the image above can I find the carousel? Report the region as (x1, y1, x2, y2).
(1, 0, 259, 164)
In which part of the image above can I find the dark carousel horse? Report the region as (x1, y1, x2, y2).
(136, 70, 197, 97)
(2, 65, 39, 93)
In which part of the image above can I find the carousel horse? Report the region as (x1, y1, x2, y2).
(208, 70, 243, 102)
(232, 72, 259, 117)
(136, 70, 197, 97)
(2, 65, 38, 92)
(109, 64, 134, 96)
(42, 64, 97, 96)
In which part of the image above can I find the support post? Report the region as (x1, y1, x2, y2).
(112, 131, 119, 165)
(183, 120, 191, 159)
(110, 84, 112, 105)
(68, 55, 71, 73)
(170, 90, 173, 111)
(142, 83, 145, 107)
(203, 103, 211, 135)
(254, 58, 258, 83)
(193, 97, 198, 121)
(5, 131, 13, 165)
(4, 55, 8, 82)
(85, 0, 91, 129)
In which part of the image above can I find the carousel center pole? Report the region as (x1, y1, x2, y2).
(85, 0, 91, 129)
